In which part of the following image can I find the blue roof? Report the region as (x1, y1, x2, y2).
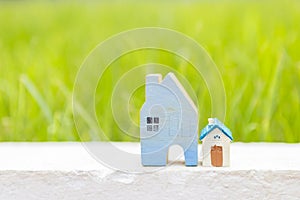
(200, 118, 233, 141)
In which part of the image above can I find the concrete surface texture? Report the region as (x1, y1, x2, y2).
(0, 142, 299, 200)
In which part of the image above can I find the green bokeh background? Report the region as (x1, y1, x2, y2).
(0, 1, 299, 142)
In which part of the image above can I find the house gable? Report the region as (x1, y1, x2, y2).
(200, 118, 233, 141)
(161, 73, 197, 114)
(201, 128, 231, 143)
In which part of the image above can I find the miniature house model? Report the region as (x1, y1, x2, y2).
(200, 118, 233, 167)
(140, 73, 198, 166)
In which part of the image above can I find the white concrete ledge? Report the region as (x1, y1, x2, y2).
(0, 142, 300, 200)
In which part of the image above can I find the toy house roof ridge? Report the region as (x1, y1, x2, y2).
(200, 118, 233, 141)
(161, 72, 197, 112)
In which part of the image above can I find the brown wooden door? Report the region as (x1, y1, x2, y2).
(211, 145, 223, 167)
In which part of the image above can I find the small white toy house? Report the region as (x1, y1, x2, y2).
(140, 73, 198, 166)
(200, 118, 233, 167)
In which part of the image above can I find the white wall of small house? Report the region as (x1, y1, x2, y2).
(201, 128, 231, 167)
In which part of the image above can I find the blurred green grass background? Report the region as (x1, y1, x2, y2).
(0, 1, 299, 142)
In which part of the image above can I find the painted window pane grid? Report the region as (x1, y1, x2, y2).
(146, 117, 159, 132)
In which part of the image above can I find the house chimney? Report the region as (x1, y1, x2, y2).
(146, 74, 162, 83)
(146, 74, 162, 100)
(208, 118, 215, 125)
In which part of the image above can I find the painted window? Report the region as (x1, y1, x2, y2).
(147, 125, 152, 131)
(147, 117, 153, 124)
(146, 117, 159, 132)
(214, 135, 221, 139)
